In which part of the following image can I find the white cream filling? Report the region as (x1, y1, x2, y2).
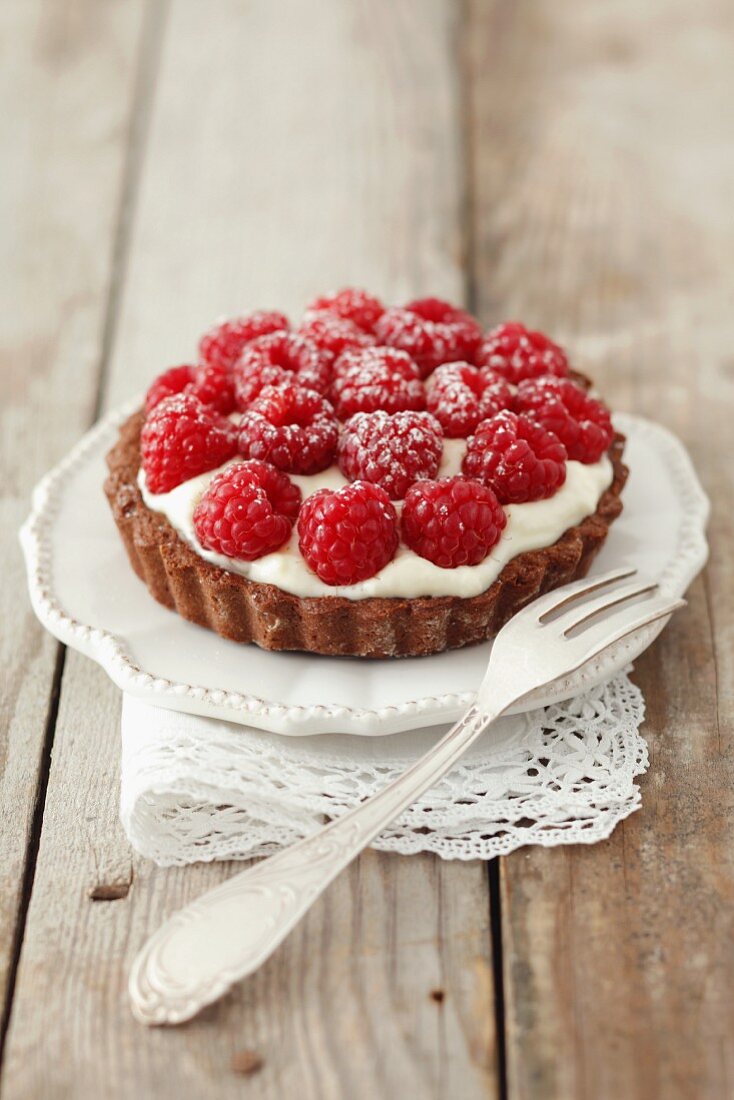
(139, 439, 613, 600)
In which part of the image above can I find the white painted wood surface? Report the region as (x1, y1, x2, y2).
(2, 0, 732, 1096)
(0, 0, 147, 1024)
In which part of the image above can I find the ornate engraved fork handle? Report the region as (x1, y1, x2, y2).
(130, 702, 501, 1025)
(131, 567, 686, 1026)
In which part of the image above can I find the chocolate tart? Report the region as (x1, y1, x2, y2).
(104, 409, 628, 659)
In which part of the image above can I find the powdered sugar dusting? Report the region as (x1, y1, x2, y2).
(337, 410, 443, 499)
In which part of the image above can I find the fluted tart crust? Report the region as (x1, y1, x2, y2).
(105, 410, 628, 658)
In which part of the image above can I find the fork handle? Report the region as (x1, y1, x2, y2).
(129, 701, 501, 1025)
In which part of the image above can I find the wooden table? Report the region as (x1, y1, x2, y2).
(1, 2, 731, 1096)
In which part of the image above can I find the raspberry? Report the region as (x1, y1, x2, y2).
(141, 394, 238, 494)
(188, 364, 236, 415)
(192, 460, 301, 561)
(297, 481, 398, 585)
(375, 298, 482, 377)
(145, 363, 237, 416)
(338, 411, 443, 500)
(232, 362, 291, 408)
(237, 385, 338, 475)
(401, 476, 507, 568)
(462, 410, 567, 504)
(145, 365, 196, 413)
(198, 310, 290, 372)
(330, 347, 426, 419)
(426, 362, 513, 438)
(233, 331, 331, 409)
(305, 288, 385, 333)
(514, 376, 613, 464)
(475, 322, 569, 384)
(297, 314, 375, 365)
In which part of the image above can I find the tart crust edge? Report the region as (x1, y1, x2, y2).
(104, 409, 628, 658)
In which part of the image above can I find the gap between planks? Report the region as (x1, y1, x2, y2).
(0, 0, 168, 1069)
(0, 648, 64, 1066)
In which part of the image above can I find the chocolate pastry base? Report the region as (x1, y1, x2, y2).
(104, 410, 628, 658)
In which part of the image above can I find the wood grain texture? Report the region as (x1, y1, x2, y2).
(5, 0, 731, 1094)
(2, 2, 497, 1097)
(467, 0, 733, 1096)
(0, 0, 146, 1031)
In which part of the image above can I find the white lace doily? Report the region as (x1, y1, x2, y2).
(120, 670, 647, 864)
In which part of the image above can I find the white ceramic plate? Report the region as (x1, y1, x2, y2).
(21, 406, 709, 736)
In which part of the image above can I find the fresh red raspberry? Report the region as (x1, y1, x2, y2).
(198, 310, 290, 372)
(375, 298, 482, 377)
(426, 362, 513, 438)
(145, 365, 196, 413)
(462, 410, 567, 504)
(515, 377, 613, 464)
(475, 322, 570, 384)
(188, 364, 236, 415)
(297, 481, 398, 585)
(305, 288, 385, 333)
(192, 460, 301, 561)
(233, 330, 331, 410)
(297, 314, 375, 366)
(401, 476, 507, 568)
(329, 347, 426, 419)
(237, 385, 338, 475)
(232, 362, 290, 408)
(145, 363, 237, 416)
(337, 411, 443, 500)
(234, 459, 302, 523)
(141, 394, 238, 494)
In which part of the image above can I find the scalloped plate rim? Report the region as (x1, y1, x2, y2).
(20, 403, 710, 736)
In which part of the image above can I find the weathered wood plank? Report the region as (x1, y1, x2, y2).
(3, 3, 497, 1097)
(467, 0, 733, 1096)
(0, 0, 147, 1037)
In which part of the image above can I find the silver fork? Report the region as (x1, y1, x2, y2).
(129, 567, 683, 1025)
